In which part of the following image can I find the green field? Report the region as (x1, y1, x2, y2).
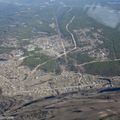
(22, 50, 61, 73)
(84, 60, 120, 76)
(68, 52, 94, 64)
(0, 47, 15, 54)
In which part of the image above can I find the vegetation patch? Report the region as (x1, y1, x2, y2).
(69, 52, 94, 64)
(0, 47, 15, 54)
(22, 51, 61, 73)
(84, 60, 120, 76)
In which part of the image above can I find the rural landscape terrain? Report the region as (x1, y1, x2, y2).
(0, 0, 120, 120)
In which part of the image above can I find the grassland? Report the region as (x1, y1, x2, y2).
(0, 47, 15, 54)
(84, 60, 120, 76)
(22, 50, 61, 73)
(69, 52, 94, 64)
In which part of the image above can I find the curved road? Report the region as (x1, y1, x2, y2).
(66, 16, 77, 49)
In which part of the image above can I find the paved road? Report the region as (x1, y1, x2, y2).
(66, 16, 77, 49)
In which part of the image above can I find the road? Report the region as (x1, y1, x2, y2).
(76, 58, 120, 67)
(54, 15, 67, 62)
(66, 16, 77, 49)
